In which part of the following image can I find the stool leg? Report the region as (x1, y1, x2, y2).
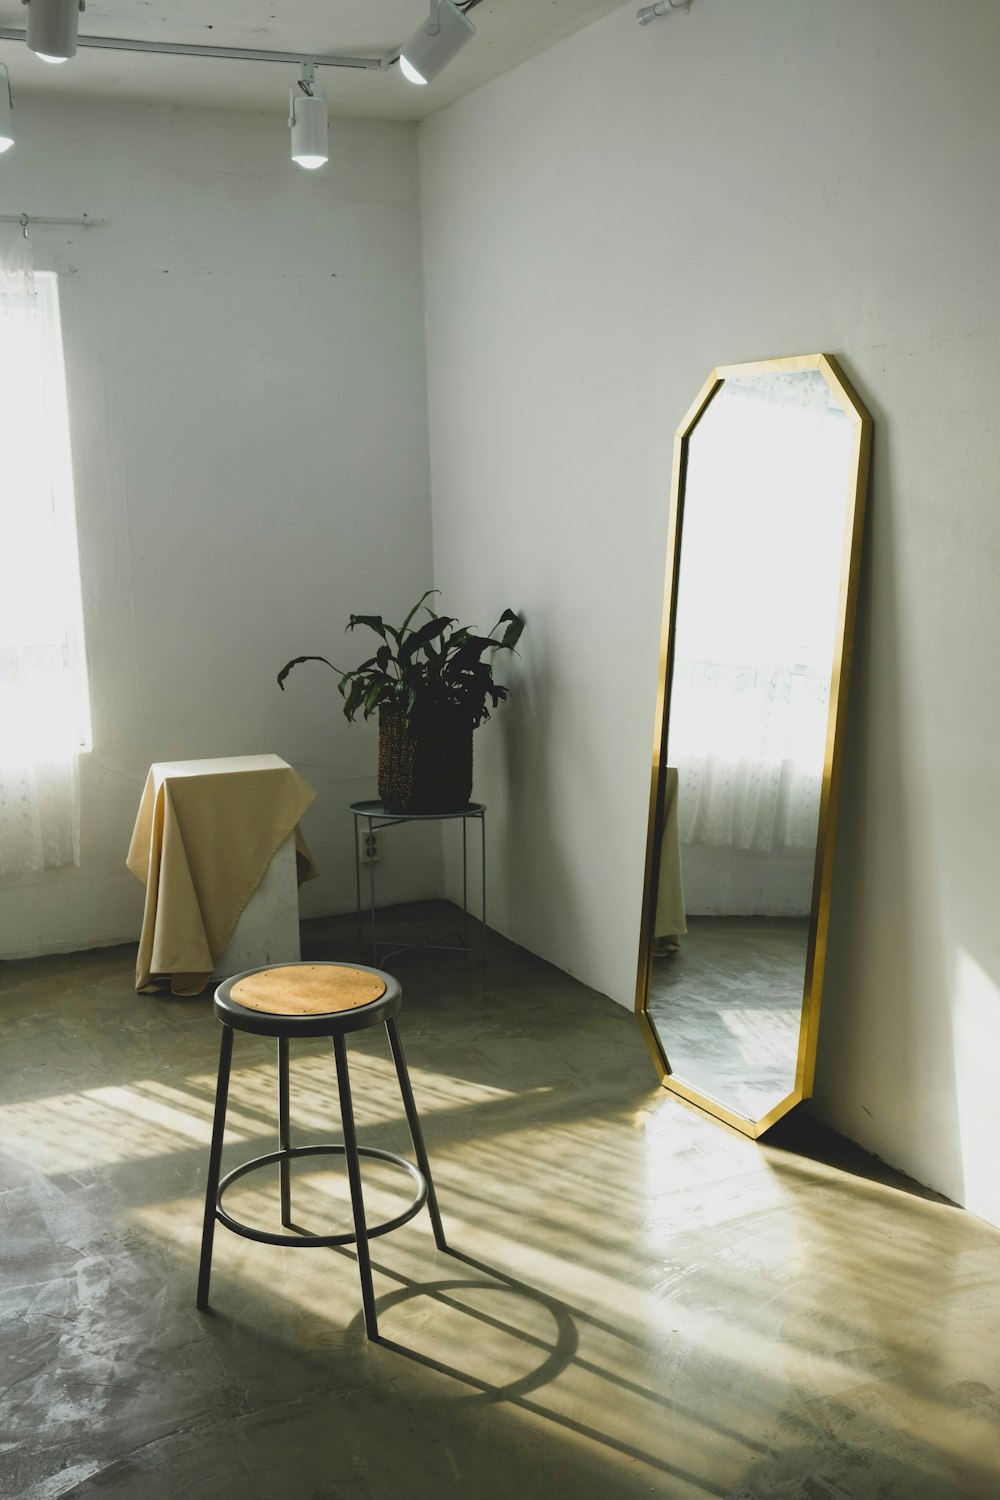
(278, 1036, 292, 1228)
(385, 1017, 448, 1251)
(275, 1038, 290, 1224)
(332, 1034, 379, 1340)
(197, 1024, 234, 1311)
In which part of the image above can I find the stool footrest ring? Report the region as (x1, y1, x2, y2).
(215, 1144, 428, 1248)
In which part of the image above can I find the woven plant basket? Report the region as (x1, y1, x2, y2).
(378, 704, 473, 814)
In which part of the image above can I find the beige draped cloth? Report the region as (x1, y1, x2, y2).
(127, 755, 318, 997)
(655, 766, 687, 941)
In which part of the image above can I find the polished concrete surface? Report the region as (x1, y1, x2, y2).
(649, 917, 809, 1122)
(2, 902, 999, 1499)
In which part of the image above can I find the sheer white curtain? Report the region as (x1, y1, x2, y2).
(671, 372, 851, 854)
(0, 227, 89, 875)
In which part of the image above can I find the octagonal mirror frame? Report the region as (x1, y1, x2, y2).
(634, 353, 872, 1139)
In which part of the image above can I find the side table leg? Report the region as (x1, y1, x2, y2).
(481, 811, 488, 965)
(462, 815, 469, 953)
(368, 815, 377, 966)
(353, 815, 363, 957)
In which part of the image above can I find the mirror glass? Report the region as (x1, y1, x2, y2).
(639, 358, 870, 1133)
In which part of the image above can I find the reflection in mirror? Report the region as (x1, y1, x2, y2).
(637, 356, 871, 1136)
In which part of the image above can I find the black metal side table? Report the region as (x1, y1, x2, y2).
(348, 800, 487, 966)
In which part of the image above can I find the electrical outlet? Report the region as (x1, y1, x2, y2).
(359, 829, 380, 864)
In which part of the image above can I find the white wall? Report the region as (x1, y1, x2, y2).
(420, 0, 1000, 1225)
(0, 97, 439, 959)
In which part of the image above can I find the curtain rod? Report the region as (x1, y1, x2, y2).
(0, 213, 105, 228)
(0, 28, 389, 71)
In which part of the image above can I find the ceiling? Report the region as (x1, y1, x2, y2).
(0, 2, 626, 120)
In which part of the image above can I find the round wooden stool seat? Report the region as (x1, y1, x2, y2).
(215, 960, 401, 1038)
(231, 964, 386, 1016)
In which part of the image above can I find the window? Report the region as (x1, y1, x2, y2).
(0, 267, 90, 874)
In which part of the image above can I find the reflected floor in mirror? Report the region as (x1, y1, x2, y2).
(650, 916, 809, 1122)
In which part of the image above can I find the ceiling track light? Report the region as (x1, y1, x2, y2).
(399, 0, 476, 87)
(0, 3, 482, 170)
(24, 0, 85, 64)
(1, 3, 481, 81)
(637, 0, 694, 24)
(289, 63, 328, 170)
(0, 64, 13, 153)
(0, 24, 386, 71)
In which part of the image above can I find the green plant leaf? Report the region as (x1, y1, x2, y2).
(277, 655, 339, 690)
(351, 654, 383, 676)
(347, 614, 387, 641)
(447, 636, 498, 674)
(401, 589, 440, 637)
(398, 615, 455, 662)
(342, 678, 366, 721)
(442, 627, 474, 654)
(491, 609, 524, 651)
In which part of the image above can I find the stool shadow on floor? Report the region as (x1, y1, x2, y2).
(300, 1239, 755, 1494)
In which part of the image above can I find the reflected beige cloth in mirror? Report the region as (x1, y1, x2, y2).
(654, 767, 687, 945)
(127, 755, 318, 997)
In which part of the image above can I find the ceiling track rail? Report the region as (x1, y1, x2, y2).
(0, 212, 103, 227)
(0, 27, 390, 71)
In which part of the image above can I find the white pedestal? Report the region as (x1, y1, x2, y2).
(212, 831, 301, 980)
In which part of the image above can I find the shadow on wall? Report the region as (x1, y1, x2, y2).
(934, 610, 1000, 1223)
(811, 410, 965, 1209)
(487, 627, 608, 984)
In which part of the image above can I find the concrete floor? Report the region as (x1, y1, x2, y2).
(2, 902, 999, 1499)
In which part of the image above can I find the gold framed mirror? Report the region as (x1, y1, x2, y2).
(635, 354, 872, 1138)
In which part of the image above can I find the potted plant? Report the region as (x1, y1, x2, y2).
(278, 591, 523, 814)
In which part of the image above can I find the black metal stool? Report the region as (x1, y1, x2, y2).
(196, 960, 447, 1339)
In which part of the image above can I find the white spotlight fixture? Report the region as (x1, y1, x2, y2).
(0, 66, 13, 152)
(289, 63, 328, 169)
(637, 0, 693, 23)
(25, 0, 86, 64)
(399, 0, 475, 87)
